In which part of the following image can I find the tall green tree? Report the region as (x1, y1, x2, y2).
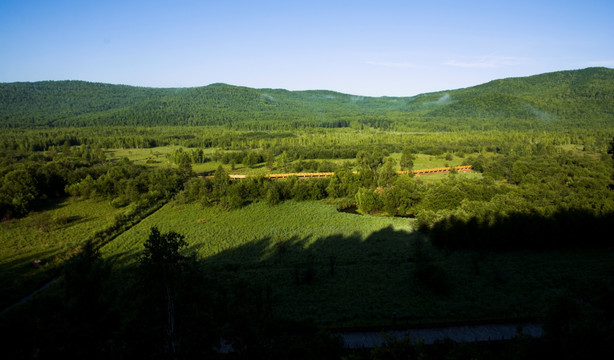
(265, 149, 275, 170)
(141, 226, 188, 277)
(400, 147, 415, 171)
(277, 151, 290, 170)
(244, 151, 258, 168)
(378, 157, 397, 187)
(355, 187, 379, 214)
(356, 149, 384, 173)
(0, 168, 38, 217)
(212, 165, 230, 198)
(140, 226, 189, 356)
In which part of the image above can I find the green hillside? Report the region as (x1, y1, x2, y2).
(1, 67, 613, 129)
(418, 67, 614, 124)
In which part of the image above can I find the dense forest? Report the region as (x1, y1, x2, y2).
(1, 67, 613, 130)
(2, 68, 614, 358)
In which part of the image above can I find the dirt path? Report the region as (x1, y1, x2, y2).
(1, 277, 58, 315)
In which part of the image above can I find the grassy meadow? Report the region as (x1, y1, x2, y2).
(100, 199, 614, 328)
(101, 200, 413, 266)
(0, 198, 122, 309)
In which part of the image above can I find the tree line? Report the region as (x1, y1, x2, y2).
(0, 145, 189, 219)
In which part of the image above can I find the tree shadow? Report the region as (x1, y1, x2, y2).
(103, 225, 428, 326)
(177, 226, 434, 327)
(8, 215, 614, 358)
(423, 208, 614, 251)
(0, 247, 64, 310)
(105, 248, 143, 268)
(197, 226, 420, 271)
(102, 209, 614, 332)
(0, 248, 61, 271)
(29, 197, 71, 213)
(51, 215, 86, 228)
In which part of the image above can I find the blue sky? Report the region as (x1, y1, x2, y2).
(1, 0, 613, 96)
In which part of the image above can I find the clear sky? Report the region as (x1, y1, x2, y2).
(1, 0, 613, 96)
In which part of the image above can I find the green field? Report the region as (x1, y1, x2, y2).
(0, 198, 122, 309)
(106, 146, 189, 168)
(101, 200, 413, 265)
(101, 200, 614, 328)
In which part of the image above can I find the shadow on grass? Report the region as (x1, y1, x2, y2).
(52, 207, 614, 331)
(190, 225, 420, 273)
(4, 207, 614, 359)
(421, 208, 614, 251)
(29, 197, 71, 213)
(173, 226, 456, 328)
(0, 247, 64, 310)
(103, 226, 428, 324)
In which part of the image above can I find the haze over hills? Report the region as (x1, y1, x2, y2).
(1, 67, 613, 130)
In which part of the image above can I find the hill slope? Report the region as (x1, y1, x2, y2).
(1, 67, 613, 130)
(414, 67, 614, 122)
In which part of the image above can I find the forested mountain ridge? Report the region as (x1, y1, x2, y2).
(414, 67, 614, 122)
(1, 67, 613, 129)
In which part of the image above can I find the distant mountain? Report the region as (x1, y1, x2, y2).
(1, 67, 613, 130)
(411, 67, 614, 123)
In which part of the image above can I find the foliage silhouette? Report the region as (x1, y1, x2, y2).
(422, 208, 614, 251)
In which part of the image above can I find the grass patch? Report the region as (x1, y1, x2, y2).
(106, 145, 220, 173)
(387, 152, 466, 171)
(416, 171, 483, 184)
(106, 146, 176, 167)
(0, 197, 122, 309)
(101, 200, 413, 266)
(100, 199, 614, 328)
